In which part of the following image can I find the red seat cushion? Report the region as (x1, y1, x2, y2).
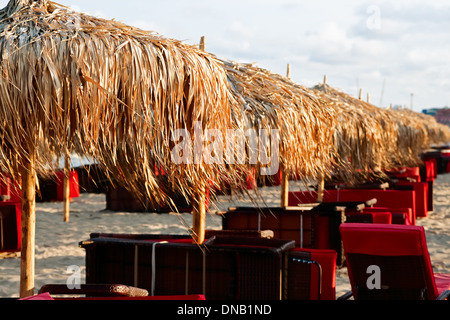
(370, 211, 392, 224)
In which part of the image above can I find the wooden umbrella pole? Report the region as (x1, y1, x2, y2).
(191, 37, 207, 244)
(20, 152, 36, 298)
(63, 153, 70, 222)
(315, 74, 327, 203)
(192, 182, 206, 244)
(280, 64, 291, 208)
(199, 36, 206, 51)
(316, 174, 325, 202)
(280, 164, 289, 207)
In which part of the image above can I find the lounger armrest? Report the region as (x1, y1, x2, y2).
(365, 198, 377, 207)
(337, 291, 353, 300)
(436, 290, 450, 300)
(290, 257, 322, 300)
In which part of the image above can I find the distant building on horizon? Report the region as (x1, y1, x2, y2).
(423, 107, 450, 126)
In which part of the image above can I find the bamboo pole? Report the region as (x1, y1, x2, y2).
(199, 36, 205, 51)
(20, 152, 36, 298)
(316, 176, 325, 202)
(315, 75, 327, 203)
(63, 154, 70, 222)
(191, 36, 207, 244)
(280, 64, 291, 207)
(280, 164, 289, 207)
(192, 182, 206, 244)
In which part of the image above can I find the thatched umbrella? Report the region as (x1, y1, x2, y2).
(391, 107, 450, 148)
(312, 81, 450, 182)
(217, 58, 339, 203)
(313, 82, 414, 180)
(0, 0, 239, 297)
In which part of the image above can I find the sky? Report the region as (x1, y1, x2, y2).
(1, 0, 450, 112)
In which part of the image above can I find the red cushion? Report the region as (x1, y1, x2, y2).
(370, 211, 392, 224)
(340, 224, 427, 256)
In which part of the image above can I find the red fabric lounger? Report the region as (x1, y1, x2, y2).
(289, 190, 416, 225)
(0, 201, 21, 252)
(396, 181, 428, 218)
(340, 223, 450, 300)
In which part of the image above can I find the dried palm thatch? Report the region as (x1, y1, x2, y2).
(219, 59, 338, 185)
(313, 82, 428, 181)
(312, 82, 450, 183)
(390, 107, 450, 147)
(0, 0, 239, 208)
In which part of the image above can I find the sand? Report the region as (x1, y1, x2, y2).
(0, 173, 449, 299)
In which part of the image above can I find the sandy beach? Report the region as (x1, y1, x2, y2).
(0, 173, 449, 299)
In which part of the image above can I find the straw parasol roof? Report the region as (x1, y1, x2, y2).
(313, 82, 418, 180)
(0, 0, 238, 205)
(312, 81, 450, 182)
(390, 107, 450, 148)
(0, 0, 241, 296)
(219, 59, 338, 184)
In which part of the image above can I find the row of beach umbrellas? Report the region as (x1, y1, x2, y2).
(0, 0, 449, 297)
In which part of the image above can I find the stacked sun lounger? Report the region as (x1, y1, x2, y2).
(79, 231, 337, 301)
(0, 174, 21, 254)
(36, 170, 80, 202)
